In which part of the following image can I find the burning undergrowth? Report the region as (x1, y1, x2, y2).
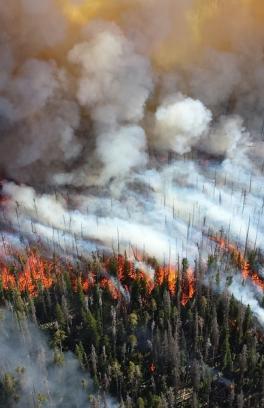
(0, 1, 264, 333)
(1, 231, 264, 327)
(1, 240, 264, 407)
(0, 244, 196, 307)
(206, 232, 264, 326)
(1, 1, 264, 406)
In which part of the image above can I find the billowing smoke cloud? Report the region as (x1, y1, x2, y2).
(1, 0, 264, 186)
(68, 24, 153, 183)
(154, 94, 212, 154)
(68, 25, 153, 125)
(1, 0, 264, 325)
(200, 115, 250, 158)
(96, 126, 148, 182)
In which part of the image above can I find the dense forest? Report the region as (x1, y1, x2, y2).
(0, 238, 264, 408)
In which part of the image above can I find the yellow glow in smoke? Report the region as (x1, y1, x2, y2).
(58, 0, 105, 24)
(152, 1, 222, 69)
(57, 0, 264, 70)
(188, 0, 221, 45)
(57, 0, 130, 26)
(155, 0, 264, 69)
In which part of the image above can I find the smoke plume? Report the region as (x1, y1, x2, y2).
(1, 0, 264, 324)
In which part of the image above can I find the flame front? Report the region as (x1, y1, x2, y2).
(0, 251, 54, 296)
(210, 235, 264, 292)
(0, 249, 196, 305)
(181, 268, 196, 306)
(155, 265, 177, 295)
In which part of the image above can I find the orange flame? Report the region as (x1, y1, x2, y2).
(1, 265, 16, 289)
(115, 255, 155, 294)
(0, 249, 196, 304)
(1, 251, 54, 296)
(209, 235, 264, 292)
(100, 277, 120, 300)
(155, 265, 177, 295)
(19, 253, 53, 295)
(181, 268, 196, 306)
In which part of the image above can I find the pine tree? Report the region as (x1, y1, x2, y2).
(55, 303, 65, 328)
(75, 342, 88, 370)
(222, 330, 233, 372)
(192, 360, 200, 392)
(82, 308, 100, 349)
(239, 344, 247, 384)
(237, 391, 244, 408)
(192, 391, 199, 408)
(137, 397, 145, 408)
(211, 308, 220, 358)
(228, 385, 235, 408)
(243, 305, 252, 337)
(90, 345, 98, 376)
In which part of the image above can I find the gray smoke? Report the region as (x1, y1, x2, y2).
(0, 308, 117, 407)
(1, 0, 263, 187)
(0, 0, 264, 325)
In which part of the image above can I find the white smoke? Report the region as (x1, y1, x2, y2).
(0, 308, 117, 407)
(201, 115, 250, 158)
(154, 94, 212, 154)
(96, 125, 148, 182)
(68, 25, 153, 125)
(229, 276, 264, 326)
(0, 0, 264, 327)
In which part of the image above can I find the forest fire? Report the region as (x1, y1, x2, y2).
(0, 247, 196, 305)
(209, 235, 264, 292)
(1, 251, 54, 296)
(18, 253, 54, 295)
(155, 265, 177, 294)
(5, 233, 264, 306)
(115, 254, 155, 294)
(181, 267, 196, 306)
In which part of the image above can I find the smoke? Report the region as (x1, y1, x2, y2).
(229, 276, 264, 326)
(2, 181, 191, 262)
(200, 115, 250, 158)
(0, 308, 117, 407)
(1, 0, 264, 185)
(68, 24, 153, 125)
(154, 93, 212, 154)
(67, 24, 153, 184)
(96, 126, 148, 182)
(1, 0, 264, 324)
